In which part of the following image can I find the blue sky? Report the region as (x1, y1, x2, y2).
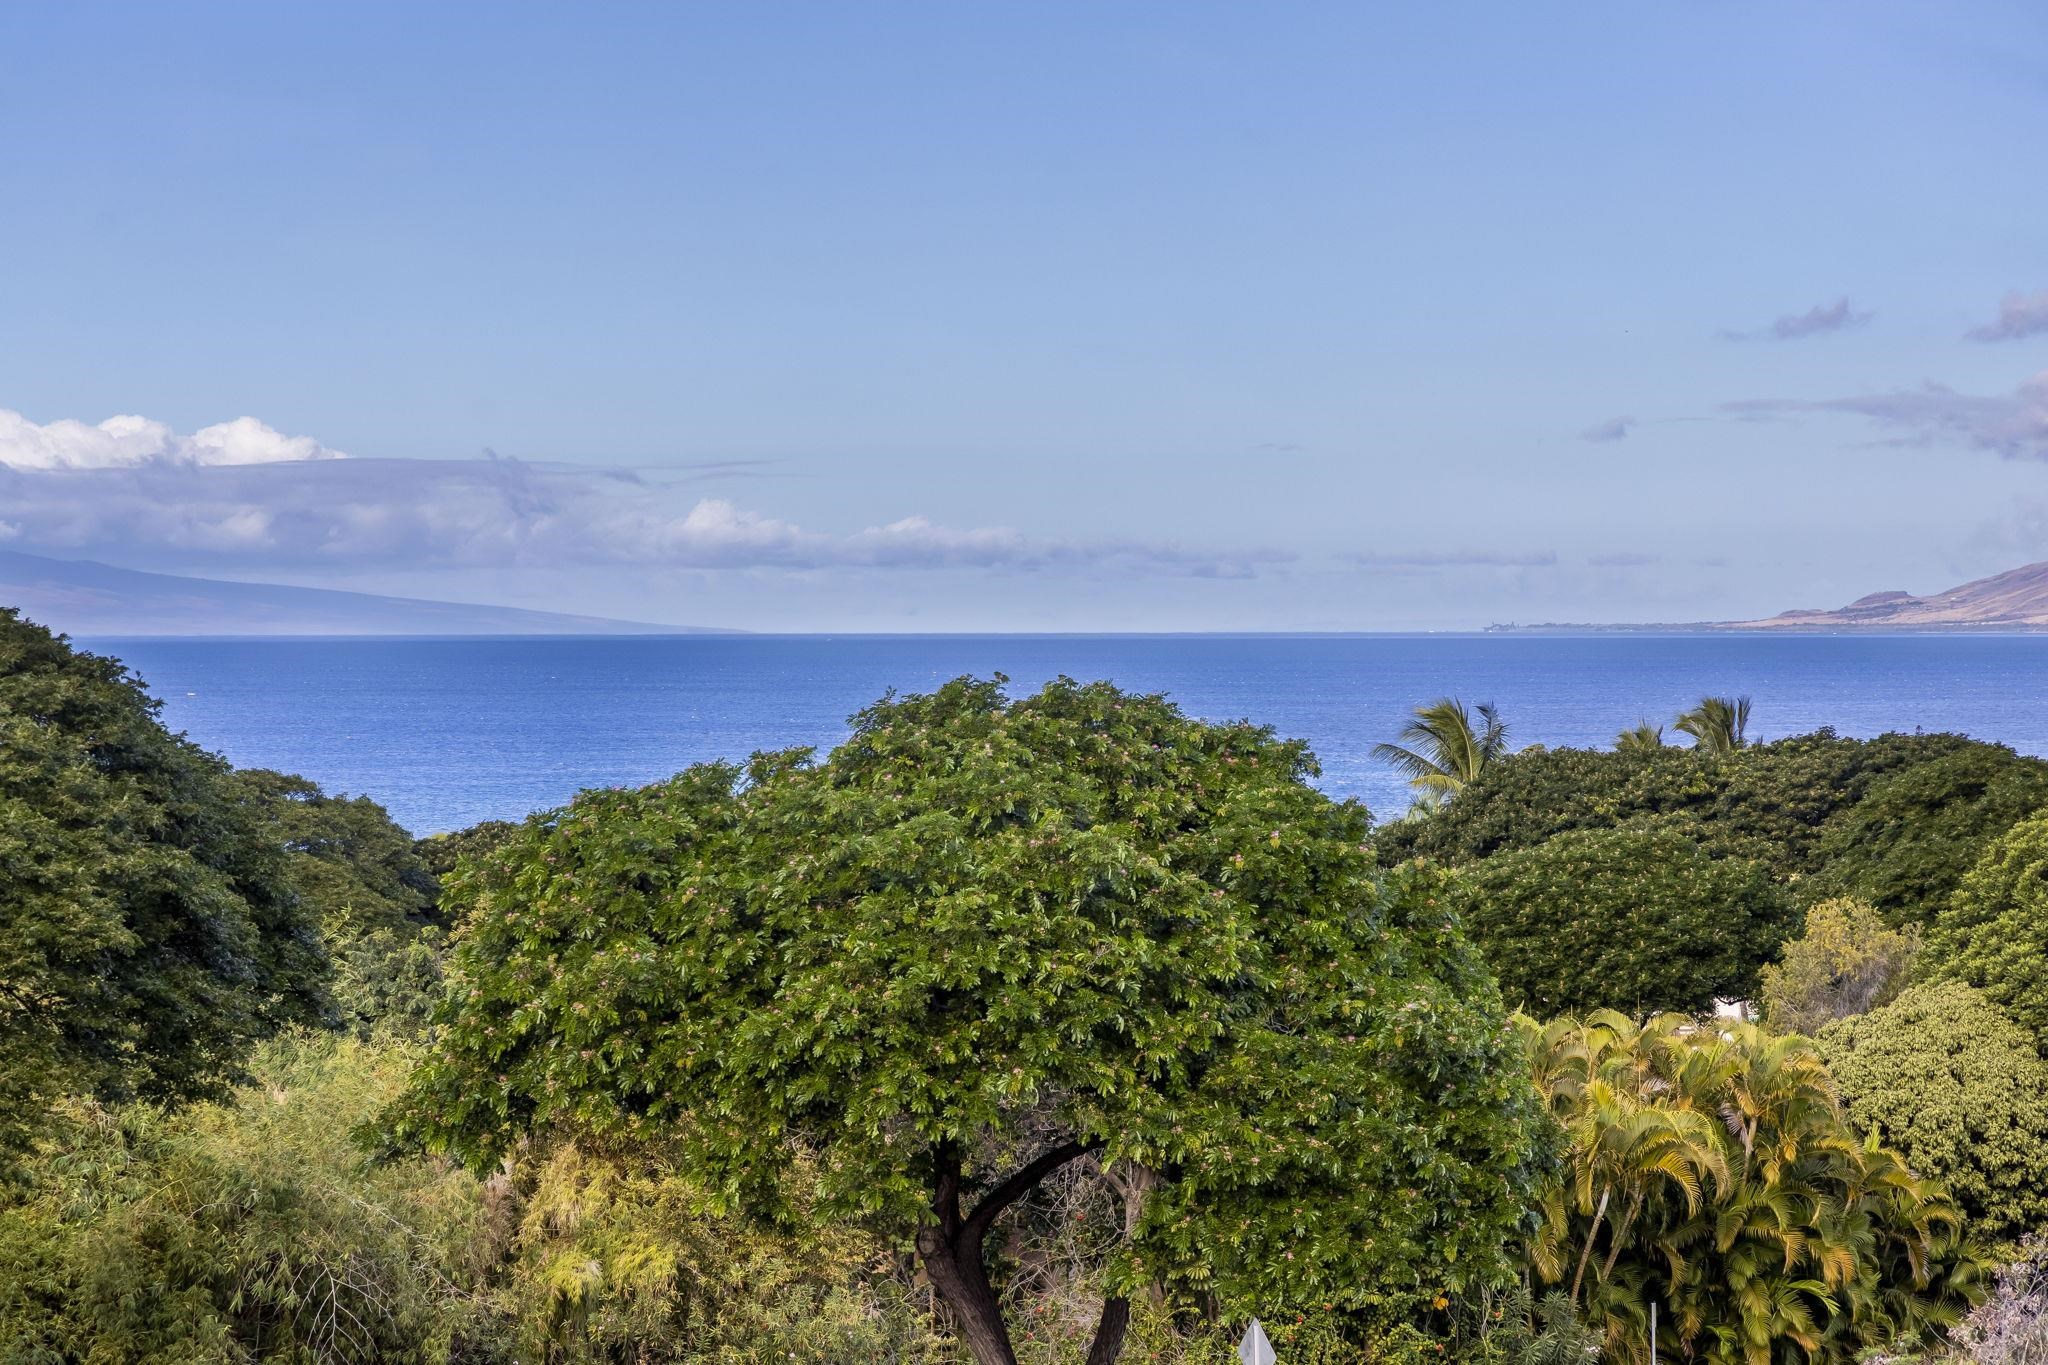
(3, 1, 2046, 629)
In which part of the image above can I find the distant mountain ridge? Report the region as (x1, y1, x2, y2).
(1734, 560, 2048, 629)
(0, 551, 723, 636)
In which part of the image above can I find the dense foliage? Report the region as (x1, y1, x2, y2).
(1757, 898, 1916, 1036)
(1819, 982, 2048, 1254)
(0, 1031, 969, 1365)
(1920, 815, 2048, 1051)
(0, 611, 326, 1162)
(1807, 747, 2048, 926)
(391, 677, 1553, 1365)
(235, 768, 454, 1037)
(1376, 731, 1986, 876)
(9, 632, 2045, 1365)
(1443, 825, 1792, 1015)
(1521, 1012, 1983, 1365)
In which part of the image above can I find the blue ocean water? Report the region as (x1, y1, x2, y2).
(86, 633, 2048, 836)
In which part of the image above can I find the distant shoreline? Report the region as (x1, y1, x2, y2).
(1486, 622, 2048, 635)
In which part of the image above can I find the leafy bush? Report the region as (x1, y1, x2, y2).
(1920, 816, 2048, 1051)
(1808, 746, 2048, 927)
(1444, 824, 1793, 1015)
(1521, 1011, 1983, 1365)
(0, 610, 326, 1162)
(0, 1032, 963, 1365)
(0, 1033, 490, 1364)
(1819, 982, 2048, 1253)
(1758, 897, 1916, 1035)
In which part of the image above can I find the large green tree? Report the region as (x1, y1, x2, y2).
(0, 611, 326, 1160)
(1445, 825, 1794, 1016)
(1919, 815, 2048, 1050)
(1819, 982, 2048, 1253)
(390, 678, 1552, 1365)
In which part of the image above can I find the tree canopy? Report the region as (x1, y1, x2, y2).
(1919, 814, 2048, 1051)
(1374, 730, 1983, 876)
(1444, 824, 1793, 1016)
(0, 610, 326, 1160)
(389, 677, 1552, 1365)
(1807, 745, 2048, 926)
(1820, 982, 2048, 1254)
(232, 769, 449, 1036)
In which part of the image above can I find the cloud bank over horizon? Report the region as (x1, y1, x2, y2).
(0, 411, 1289, 580)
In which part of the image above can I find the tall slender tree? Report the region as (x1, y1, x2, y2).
(1675, 695, 1752, 755)
(1372, 697, 1509, 806)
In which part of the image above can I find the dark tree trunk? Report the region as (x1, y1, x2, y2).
(1084, 1296, 1132, 1365)
(915, 1140, 1098, 1365)
(917, 1224, 1017, 1365)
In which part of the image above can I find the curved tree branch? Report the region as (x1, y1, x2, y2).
(961, 1139, 1100, 1246)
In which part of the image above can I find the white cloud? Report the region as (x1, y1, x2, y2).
(0, 409, 347, 471)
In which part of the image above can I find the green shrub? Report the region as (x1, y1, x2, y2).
(1920, 815, 2048, 1051)
(1819, 982, 2048, 1254)
(1445, 824, 1794, 1015)
(1523, 1012, 1982, 1365)
(0, 1033, 490, 1364)
(1758, 897, 1916, 1035)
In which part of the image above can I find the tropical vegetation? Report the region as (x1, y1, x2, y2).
(387, 677, 1553, 1365)
(1443, 824, 1792, 1015)
(1919, 815, 2048, 1050)
(1372, 696, 1511, 808)
(1820, 983, 2048, 1253)
(0, 609, 326, 1165)
(6, 619, 2048, 1364)
(1522, 1010, 1983, 1365)
(1757, 897, 1916, 1035)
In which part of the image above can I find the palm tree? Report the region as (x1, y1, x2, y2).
(1674, 695, 1751, 755)
(1615, 721, 1665, 753)
(1372, 697, 1508, 806)
(1517, 1011, 1983, 1365)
